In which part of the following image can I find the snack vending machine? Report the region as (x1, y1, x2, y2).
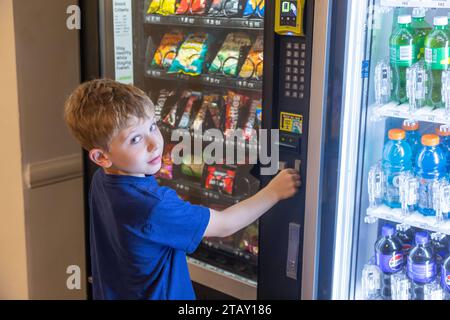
(81, 0, 331, 299)
(326, 0, 450, 300)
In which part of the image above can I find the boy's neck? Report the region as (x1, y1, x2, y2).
(103, 167, 146, 178)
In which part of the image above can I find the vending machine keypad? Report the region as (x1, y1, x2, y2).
(284, 40, 307, 99)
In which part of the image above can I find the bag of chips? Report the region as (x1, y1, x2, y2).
(209, 33, 252, 77)
(168, 32, 211, 76)
(176, 0, 208, 15)
(208, 0, 241, 17)
(204, 165, 236, 195)
(156, 144, 175, 180)
(147, 0, 177, 15)
(239, 35, 263, 80)
(180, 155, 204, 180)
(224, 91, 250, 137)
(154, 89, 176, 122)
(242, 98, 261, 140)
(242, 0, 264, 17)
(151, 31, 184, 69)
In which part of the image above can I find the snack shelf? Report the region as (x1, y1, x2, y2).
(372, 102, 450, 125)
(366, 205, 450, 235)
(156, 177, 255, 206)
(145, 14, 264, 30)
(146, 69, 263, 92)
(201, 238, 257, 264)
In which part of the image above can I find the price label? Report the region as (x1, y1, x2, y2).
(380, 0, 450, 8)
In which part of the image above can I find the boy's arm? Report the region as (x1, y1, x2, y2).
(204, 169, 300, 238)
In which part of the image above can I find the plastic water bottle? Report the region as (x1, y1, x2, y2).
(431, 232, 449, 272)
(396, 224, 415, 259)
(407, 231, 437, 300)
(390, 15, 417, 103)
(425, 16, 449, 109)
(411, 8, 432, 60)
(416, 134, 447, 216)
(402, 120, 421, 167)
(436, 125, 450, 175)
(375, 224, 404, 299)
(441, 253, 450, 299)
(382, 129, 413, 208)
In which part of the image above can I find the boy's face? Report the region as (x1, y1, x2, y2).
(100, 115, 164, 177)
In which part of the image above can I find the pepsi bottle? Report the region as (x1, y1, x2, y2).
(396, 224, 415, 259)
(431, 233, 449, 272)
(375, 224, 404, 299)
(407, 231, 437, 300)
(441, 253, 450, 299)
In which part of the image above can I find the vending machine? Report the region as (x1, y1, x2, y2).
(80, 0, 332, 300)
(324, 0, 450, 300)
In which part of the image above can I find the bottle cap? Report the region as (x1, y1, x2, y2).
(415, 231, 430, 245)
(434, 16, 448, 26)
(398, 15, 412, 24)
(412, 8, 426, 18)
(382, 224, 395, 237)
(388, 129, 406, 141)
(402, 119, 419, 131)
(436, 125, 450, 137)
(421, 134, 440, 146)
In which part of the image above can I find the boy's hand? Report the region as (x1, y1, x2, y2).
(265, 169, 301, 201)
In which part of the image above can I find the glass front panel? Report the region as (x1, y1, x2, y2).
(124, 0, 265, 284)
(354, 0, 450, 300)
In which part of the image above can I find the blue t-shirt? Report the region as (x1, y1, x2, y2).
(89, 169, 210, 300)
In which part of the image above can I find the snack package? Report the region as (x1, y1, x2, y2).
(239, 222, 258, 255)
(242, 98, 261, 140)
(204, 165, 236, 195)
(180, 155, 204, 179)
(239, 35, 263, 79)
(156, 144, 175, 180)
(242, 0, 264, 18)
(209, 33, 252, 77)
(162, 91, 191, 128)
(224, 91, 250, 137)
(176, 0, 208, 15)
(147, 0, 177, 15)
(154, 89, 176, 122)
(168, 32, 211, 76)
(178, 92, 202, 129)
(191, 99, 209, 131)
(208, 0, 241, 17)
(207, 95, 223, 130)
(151, 31, 184, 69)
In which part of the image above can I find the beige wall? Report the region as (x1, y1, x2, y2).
(0, 0, 86, 299)
(0, 0, 29, 300)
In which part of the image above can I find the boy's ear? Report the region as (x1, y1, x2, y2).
(89, 149, 112, 168)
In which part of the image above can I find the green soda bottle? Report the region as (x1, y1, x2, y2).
(411, 8, 432, 60)
(425, 16, 449, 109)
(390, 15, 417, 103)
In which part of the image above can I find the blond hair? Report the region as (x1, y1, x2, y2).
(64, 79, 153, 151)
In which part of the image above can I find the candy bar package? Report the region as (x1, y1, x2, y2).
(155, 144, 175, 180)
(239, 35, 263, 79)
(208, 0, 242, 17)
(224, 90, 250, 137)
(154, 89, 176, 122)
(209, 33, 252, 77)
(180, 155, 205, 180)
(168, 32, 211, 76)
(204, 165, 237, 195)
(178, 91, 202, 129)
(176, 0, 209, 15)
(162, 91, 190, 128)
(151, 31, 184, 69)
(191, 98, 209, 132)
(147, 0, 177, 15)
(242, 0, 264, 18)
(207, 95, 223, 130)
(242, 98, 261, 140)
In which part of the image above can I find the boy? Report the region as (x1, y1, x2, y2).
(64, 79, 300, 300)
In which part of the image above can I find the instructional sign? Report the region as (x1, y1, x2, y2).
(113, 0, 134, 84)
(380, 0, 450, 8)
(280, 112, 303, 134)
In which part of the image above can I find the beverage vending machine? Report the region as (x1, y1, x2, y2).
(80, 0, 333, 299)
(326, 0, 450, 300)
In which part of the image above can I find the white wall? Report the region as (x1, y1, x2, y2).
(0, 0, 86, 299)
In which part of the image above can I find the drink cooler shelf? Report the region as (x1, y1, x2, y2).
(145, 14, 264, 30)
(146, 69, 263, 92)
(367, 205, 450, 235)
(372, 102, 450, 125)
